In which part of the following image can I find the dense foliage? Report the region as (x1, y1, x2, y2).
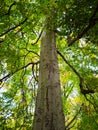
(0, 0, 98, 129)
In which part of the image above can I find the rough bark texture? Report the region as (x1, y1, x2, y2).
(33, 29, 65, 130)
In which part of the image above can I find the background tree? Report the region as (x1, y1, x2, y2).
(0, 0, 98, 129)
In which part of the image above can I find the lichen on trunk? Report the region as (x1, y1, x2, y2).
(33, 27, 65, 130)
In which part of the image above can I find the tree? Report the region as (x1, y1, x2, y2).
(32, 3, 66, 129)
(33, 26, 65, 130)
(0, 0, 98, 130)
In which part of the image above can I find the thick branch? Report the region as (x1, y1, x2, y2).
(57, 50, 81, 78)
(68, 24, 95, 46)
(0, 61, 39, 82)
(68, 4, 98, 46)
(57, 50, 94, 95)
(0, 18, 27, 37)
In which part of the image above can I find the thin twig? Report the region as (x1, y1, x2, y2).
(66, 104, 83, 129)
(32, 29, 43, 45)
(5, 2, 16, 15)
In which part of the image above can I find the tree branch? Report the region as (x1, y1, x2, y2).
(57, 50, 94, 95)
(66, 104, 82, 129)
(57, 50, 81, 78)
(68, 4, 98, 46)
(0, 18, 27, 37)
(22, 47, 40, 57)
(32, 29, 43, 45)
(5, 2, 16, 15)
(0, 61, 39, 82)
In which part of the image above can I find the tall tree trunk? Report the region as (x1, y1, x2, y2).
(33, 27, 65, 130)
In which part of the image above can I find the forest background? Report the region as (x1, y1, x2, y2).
(0, 0, 98, 130)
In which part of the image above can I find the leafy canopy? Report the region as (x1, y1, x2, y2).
(0, 0, 98, 129)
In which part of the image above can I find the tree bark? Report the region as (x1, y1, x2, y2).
(32, 28, 65, 130)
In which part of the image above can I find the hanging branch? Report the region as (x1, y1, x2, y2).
(68, 4, 98, 46)
(0, 61, 39, 83)
(57, 50, 94, 95)
(0, 18, 27, 37)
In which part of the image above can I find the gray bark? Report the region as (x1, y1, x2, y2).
(33, 29, 65, 130)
